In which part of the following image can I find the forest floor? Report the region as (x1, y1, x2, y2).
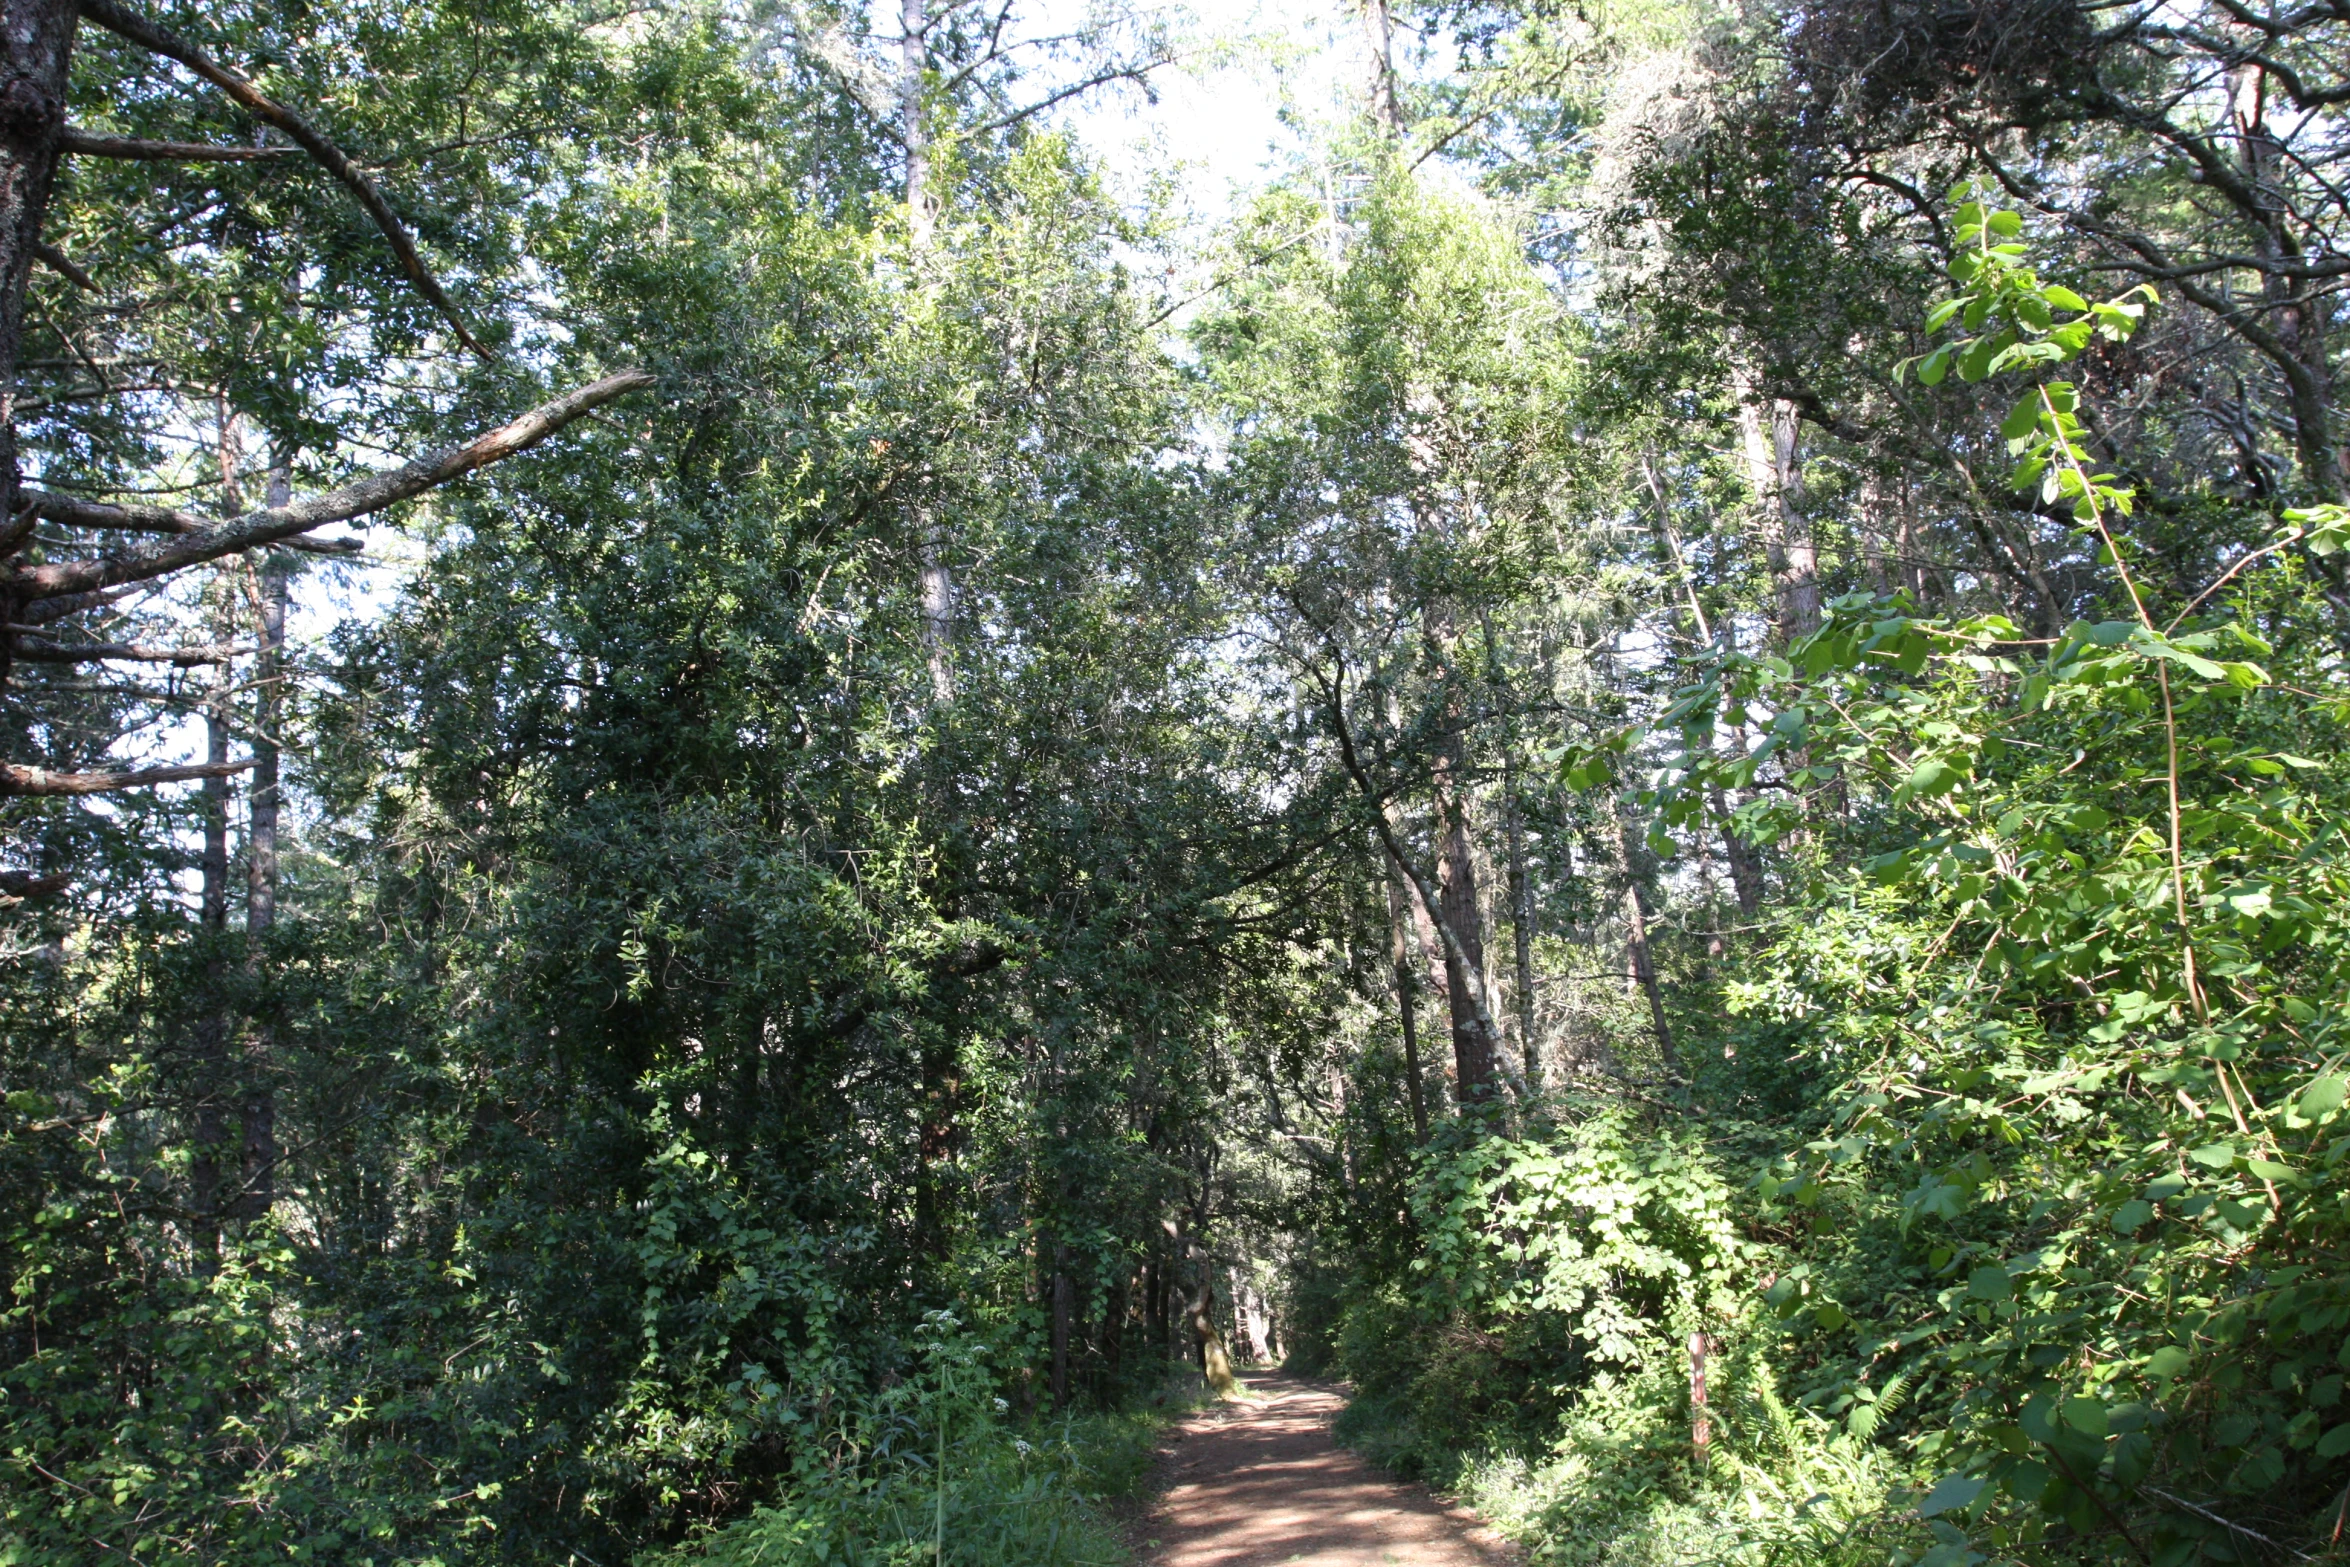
(1136, 1373, 1519, 1567)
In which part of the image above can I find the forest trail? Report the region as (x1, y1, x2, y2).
(1140, 1375, 1518, 1567)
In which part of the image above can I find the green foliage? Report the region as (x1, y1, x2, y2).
(650, 1321, 1171, 1567)
(1677, 214, 2350, 1558)
(1411, 1112, 1745, 1364)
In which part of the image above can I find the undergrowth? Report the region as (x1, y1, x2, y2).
(1329, 1303, 1925, 1567)
(647, 1394, 1185, 1567)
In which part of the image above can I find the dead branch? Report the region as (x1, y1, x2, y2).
(0, 757, 255, 797)
(9, 369, 653, 602)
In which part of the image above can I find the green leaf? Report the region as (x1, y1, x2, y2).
(2043, 285, 2087, 311)
(2000, 396, 2041, 440)
(2319, 1425, 2350, 1459)
(1917, 1473, 1988, 1517)
(2145, 1346, 2190, 1381)
(2062, 1397, 2108, 1438)
(1918, 344, 1953, 386)
(1968, 1265, 2012, 1300)
(2189, 1142, 2237, 1169)
(1987, 210, 2023, 237)
(2299, 1077, 2348, 1118)
(2111, 1200, 2153, 1234)
(1902, 757, 1966, 799)
(1958, 330, 2013, 382)
(2131, 631, 2230, 681)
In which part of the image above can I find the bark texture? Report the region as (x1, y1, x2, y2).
(0, 0, 76, 557)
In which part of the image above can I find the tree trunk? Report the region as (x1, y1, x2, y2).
(1228, 1268, 1257, 1363)
(1433, 744, 1499, 1109)
(1189, 1262, 1237, 1397)
(1100, 1268, 1129, 1397)
(1357, 0, 1402, 133)
(0, 0, 75, 567)
(2233, 69, 2343, 503)
(914, 1034, 960, 1266)
(1050, 1241, 1073, 1411)
(1715, 786, 1762, 919)
(238, 535, 288, 1221)
(899, 0, 931, 248)
(189, 693, 232, 1251)
(1614, 804, 1676, 1071)
(1142, 1258, 1164, 1365)
(1383, 874, 1428, 1141)
(1735, 374, 1820, 647)
(1502, 751, 1539, 1093)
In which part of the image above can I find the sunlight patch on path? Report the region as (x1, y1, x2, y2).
(1142, 1374, 1517, 1567)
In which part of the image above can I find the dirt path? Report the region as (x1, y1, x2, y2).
(1139, 1374, 1518, 1567)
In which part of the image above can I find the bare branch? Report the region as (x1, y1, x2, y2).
(78, 0, 494, 359)
(33, 243, 96, 292)
(0, 757, 255, 797)
(11, 636, 251, 665)
(10, 370, 653, 602)
(21, 490, 364, 555)
(978, 64, 1160, 133)
(59, 126, 300, 163)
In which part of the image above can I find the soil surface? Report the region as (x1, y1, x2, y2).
(1138, 1374, 1519, 1567)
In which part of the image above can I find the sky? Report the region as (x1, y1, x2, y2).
(1036, 0, 1391, 242)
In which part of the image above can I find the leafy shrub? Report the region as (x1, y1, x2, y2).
(649, 1403, 1161, 1567)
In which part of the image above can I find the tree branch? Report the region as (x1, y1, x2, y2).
(0, 757, 255, 797)
(9, 370, 652, 602)
(10, 636, 249, 665)
(978, 63, 1162, 133)
(78, 0, 494, 359)
(59, 126, 300, 163)
(33, 242, 96, 292)
(21, 489, 362, 554)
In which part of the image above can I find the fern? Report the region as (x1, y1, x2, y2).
(1844, 1369, 1912, 1445)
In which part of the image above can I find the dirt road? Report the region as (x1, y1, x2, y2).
(1139, 1375, 1518, 1567)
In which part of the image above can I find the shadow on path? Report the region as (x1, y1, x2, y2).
(1141, 1373, 1518, 1567)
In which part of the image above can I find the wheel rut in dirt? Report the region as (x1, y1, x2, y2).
(1141, 1373, 1517, 1567)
